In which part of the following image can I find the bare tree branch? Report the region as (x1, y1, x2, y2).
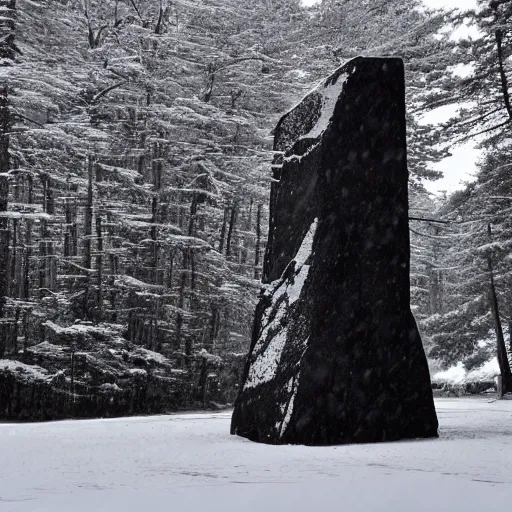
(92, 81, 128, 103)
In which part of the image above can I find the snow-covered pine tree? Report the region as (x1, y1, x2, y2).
(440, 0, 512, 146)
(409, 188, 446, 328)
(422, 0, 512, 390)
(423, 151, 512, 392)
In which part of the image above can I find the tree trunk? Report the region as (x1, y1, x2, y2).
(0, 92, 13, 328)
(64, 199, 72, 257)
(38, 239, 47, 292)
(83, 157, 94, 319)
(0, 0, 15, 355)
(151, 196, 159, 284)
(226, 202, 238, 258)
(38, 176, 54, 293)
(508, 317, 512, 358)
(489, 275, 512, 396)
(188, 193, 198, 237)
(198, 356, 208, 405)
(46, 180, 56, 290)
(71, 199, 78, 257)
(23, 310, 28, 355)
(23, 220, 31, 299)
(84, 158, 94, 271)
(247, 198, 253, 231)
(487, 224, 512, 396)
(96, 213, 103, 319)
(12, 306, 19, 354)
(495, 28, 512, 121)
(175, 249, 188, 352)
(167, 250, 174, 289)
(9, 218, 16, 297)
(0, 106, 9, 316)
(209, 305, 221, 348)
(70, 347, 75, 409)
(219, 206, 229, 254)
(254, 203, 262, 279)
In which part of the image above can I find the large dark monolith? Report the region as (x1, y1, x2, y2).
(230, 57, 438, 445)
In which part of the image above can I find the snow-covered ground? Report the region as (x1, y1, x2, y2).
(1, 398, 511, 511)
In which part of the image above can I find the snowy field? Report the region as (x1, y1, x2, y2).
(1, 398, 511, 512)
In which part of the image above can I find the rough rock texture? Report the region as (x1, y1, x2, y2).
(230, 57, 439, 445)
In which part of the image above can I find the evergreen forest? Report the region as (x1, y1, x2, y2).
(1, 0, 511, 419)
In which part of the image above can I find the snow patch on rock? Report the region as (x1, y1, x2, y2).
(244, 219, 317, 390)
(278, 65, 351, 165)
(299, 72, 349, 140)
(278, 372, 301, 438)
(283, 143, 319, 164)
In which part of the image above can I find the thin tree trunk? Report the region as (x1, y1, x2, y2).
(27, 173, 33, 204)
(209, 305, 220, 348)
(151, 196, 159, 284)
(9, 218, 16, 296)
(190, 250, 196, 292)
(64, 199, 72, 257)
(226, 202, 238, 258)
(96, 213, 103, 319)
(188, 193, 198, 237)
(0, 0, 15, 326)
(45, 180, 55, 290)
(198, 356, 208, 405)
(14, 219, 22, 297)
(174, 194, 200, 354)
(84, 158, 94, 271)
(12, 306, 19, 353)
(71, 199, 78, 257)
(0, 86, 8, 315)
(109, 252, 119, 322)
(247, 198, 253, 231)
(83, 158, 94, 319)
(254, 203, 262, 279)
(495, 29, 512, 121)
(175, 249, 188, 352)
(38, 237, 46, 292)
(155, 0, 164, 34)
(70, 347, 75, 407)
(219, 206, 229, 254)
(23, 219, 31, 299)
(47, 241, 55, 291)
(23, 310, 28, 355)
(487, 224, 512, 397)
(489, 274, 511, 396)
(183, 194, 199, 358)
(508, 317, 512, 360)
(186, 250, 196, 357)
(21, 175, 33, 300)
(167, 250, 174, 289)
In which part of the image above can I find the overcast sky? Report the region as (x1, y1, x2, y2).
(422, 0, 479, 193)
(300, 0, 480, 194)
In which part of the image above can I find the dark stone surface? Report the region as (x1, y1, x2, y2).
(230, 57, 439, 445)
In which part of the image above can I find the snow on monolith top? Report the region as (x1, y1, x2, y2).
(231, 57, 439, 446)
(274, 64, 351, 161)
